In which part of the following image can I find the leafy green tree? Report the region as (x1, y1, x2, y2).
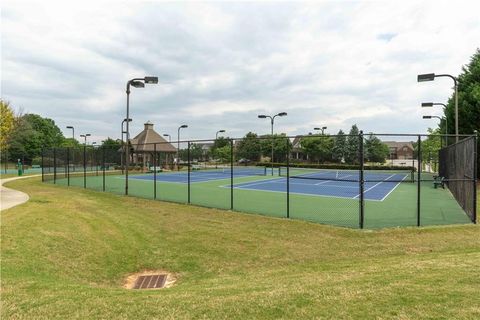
(210, 136, 231, 160)
(364, 134, 389, 163)
(440, 49, 480, 175)
(60, 138, 81, 148)
(236, 132, 261, 161)
(215, 145, 232, 163)
(8, 114, 65, 162)
(344, 125, 360, 164)
(332, 130, 346, 163)
(300, 135, 334, 163)
(0, 100, 15, 153)
(259, 134, 291, 162)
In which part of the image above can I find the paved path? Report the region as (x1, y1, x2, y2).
(1, 175, 41, 211)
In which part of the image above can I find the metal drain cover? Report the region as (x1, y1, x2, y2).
(133, 274, 167, 289)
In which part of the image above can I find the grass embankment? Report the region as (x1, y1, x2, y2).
(1, 177, 480, 319)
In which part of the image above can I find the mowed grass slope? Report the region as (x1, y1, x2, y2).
(2, 178, 480, 319)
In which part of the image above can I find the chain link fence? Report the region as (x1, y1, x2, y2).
(42, 132, 477, 229)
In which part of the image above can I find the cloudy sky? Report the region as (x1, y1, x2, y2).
(2, 1, 479, 143)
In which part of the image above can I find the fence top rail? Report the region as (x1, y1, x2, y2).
(42, 133, 477, 150)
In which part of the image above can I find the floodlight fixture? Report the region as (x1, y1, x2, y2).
(144, 76, 159, 84)
(417, 73, 435, 82)
(421, 102, 434, 107)
(131, 81, 145, 88)
(258, 115, 267, 119)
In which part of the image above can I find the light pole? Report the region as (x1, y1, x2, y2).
(125, 76, 158, 195)
(216, 129, 225, 140)
(258, 112, 287, 175)
(417, 73, 458, 142)
(163, 134, 171, 142)
(121, 118, 132, 173)
(314, 126, 327, 135)
(80, 134, 91, 145)
(66, 126, 75, 141)
(177, 125, 188, 170)
(422, 102, 448, 145)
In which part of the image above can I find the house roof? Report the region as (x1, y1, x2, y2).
(129, 122, 176, 153)
(383, 141, 414, 150)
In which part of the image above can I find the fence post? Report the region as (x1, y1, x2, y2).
(83, 145, 86, 189)
(473, 131, 477, 224)
(187, 141, 191, 204)
(230, 139, 234, 210)
(286, 137, 290, 219)
(102, 147, 106, 192)
(41, 148, 44, 182)
(359, 131, 364, 229)
(67, 148, 70, 186)
(154, 144, 157, 200)
(53, 148, 57, 184)
(417, 135, 421, 227)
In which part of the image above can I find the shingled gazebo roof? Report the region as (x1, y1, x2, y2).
(129, 121, 176, 153)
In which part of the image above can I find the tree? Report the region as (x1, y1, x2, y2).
(210, 136, 230, 161)
(344, 125, 360, 164)
(259, 133, 291, 162)
(0, 100, 15, 153)
(215, 145, 232, 163)
(440, 49, 480, 175)
(364, 134, 389, 163)
(8, 113, 65, 162)
(332, 130, 346, 163)
(300, 134, 334, 163)
(235, 132, 261, 161)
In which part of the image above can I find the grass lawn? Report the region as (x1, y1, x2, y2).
(2, 177, 480, 319)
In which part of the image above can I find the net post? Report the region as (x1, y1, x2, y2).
(230, 139, 234, 210)
(286, 137, 290, 219)
(83, 145, 86, 188)
(154, 143, 157, 200)
(359, 131, 364, 229)
(187, 141, 191, 204)
(473, 131, 477, 223)
(102, 146, 106, 192)
(41, 148, 44, 182)
(67, 147, 70, 186)
(53, 147, 57, 184)
(417, 135, 421, 227)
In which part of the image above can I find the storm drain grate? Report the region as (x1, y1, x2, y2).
(133, 274, 167, 289)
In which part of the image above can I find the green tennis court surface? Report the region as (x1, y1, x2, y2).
(49, 169, 471, 229)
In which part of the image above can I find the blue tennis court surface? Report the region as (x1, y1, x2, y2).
(128, 169, 409, 201)
(228, 176, 406, 201)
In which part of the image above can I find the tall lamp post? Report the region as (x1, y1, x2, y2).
(314, 126, 327, 135)
(121, 118, 132, 173)
(258, 112, 287, 175)
(417, 73, 458, 142)
(422, 102, 448, 145)
(66, 126, 75, 141)
(125, 76, 158, 195)
(177, 125, 188, 170)
(80, 134, 91, 145)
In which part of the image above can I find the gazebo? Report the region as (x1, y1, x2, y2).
(128, 121, 176, 170)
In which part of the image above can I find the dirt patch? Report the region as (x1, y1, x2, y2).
(124, 270, 177, 289)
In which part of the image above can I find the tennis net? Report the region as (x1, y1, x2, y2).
(191, 165, 267, 176)
(278, 167, 413, 182)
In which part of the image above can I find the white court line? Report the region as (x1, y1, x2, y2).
(379, 174, 408, 201)
(353, 174, 407, 200)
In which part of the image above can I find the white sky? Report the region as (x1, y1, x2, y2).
(1, 0, 479, 143)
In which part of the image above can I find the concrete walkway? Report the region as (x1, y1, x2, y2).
(1, 175, 41, 211)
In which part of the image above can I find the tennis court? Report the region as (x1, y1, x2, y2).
(42, 134, 476, 229)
